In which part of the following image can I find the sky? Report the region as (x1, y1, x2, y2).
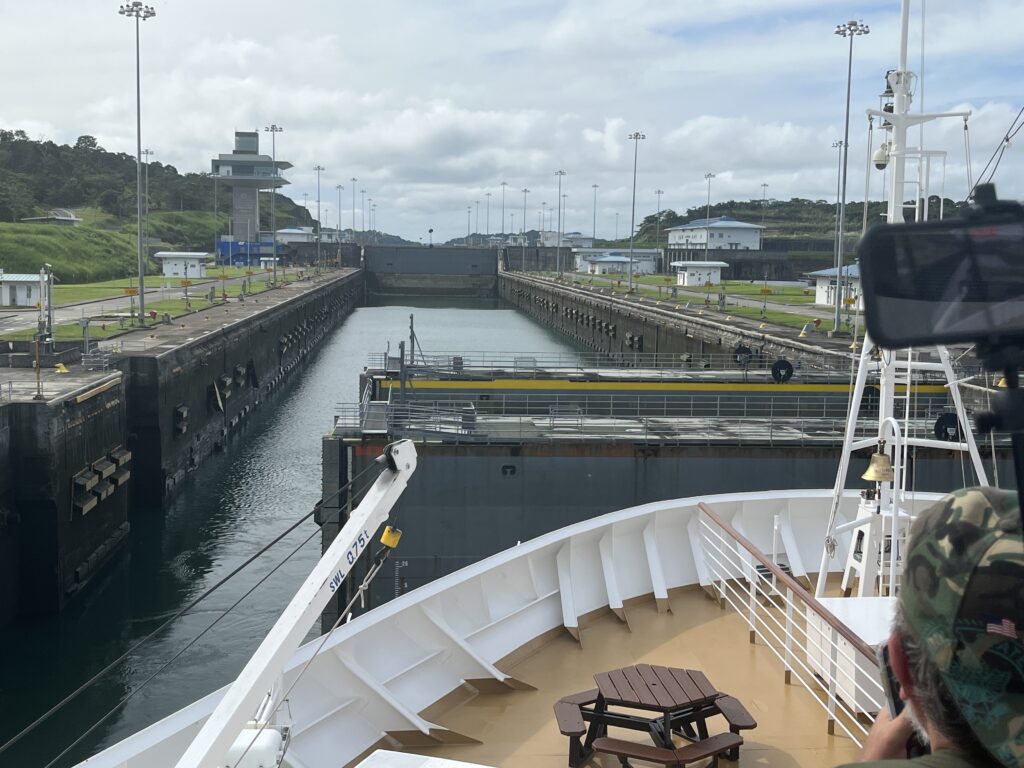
(1, 0, 1021, 242)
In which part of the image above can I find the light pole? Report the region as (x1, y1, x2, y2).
(119, 0, 156, 325)
(704, 172, 715, 250)
(466, 206, 472, 243)
(627, 131, 645, 291)
(554, 170, 565, 274)
(541, 201, 547, 234)
(264, 124, 283, 285)
(361, 189, 366, 235)
(484, 192, 491, 241)
(314, 164, 324, 275)
(350, 178, 357, 243)
(521, 187, 529, 270)
(760, 182, 769, 226)
(591, 183, 599, 241)
(474, 200, 479, 244)
(615, 212, 619, 241)
(141, 148, 153, 255)
(655, 188, 664, 272)
(368, 197, 374, 243)
(510, 212, 515, 244)
(500, 181, 508, 235)
(832, 139, 846, 321)
(835, 19, 870, 331)
(336, 183, 343, 265)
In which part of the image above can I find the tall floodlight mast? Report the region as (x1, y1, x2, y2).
(118, 1, 156, 324)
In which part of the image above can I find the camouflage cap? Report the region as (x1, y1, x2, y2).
(901, 486, 1024, 768)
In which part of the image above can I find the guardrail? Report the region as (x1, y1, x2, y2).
(396, 391, 955, 422)
(697, 502, 885, 745)
(333, 401, 941, 447)
(369, 350, 856, 377)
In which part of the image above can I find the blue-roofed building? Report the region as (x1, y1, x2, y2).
(666, 216, 763, 253)
(807, 264, 862, 310)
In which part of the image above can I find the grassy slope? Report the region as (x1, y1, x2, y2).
(0, 223, 136, 282)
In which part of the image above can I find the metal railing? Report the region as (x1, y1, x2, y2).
(369, 350, 858, 378)
(697, 502, 885, 746)
(333, 400, 948, 446)
(393, 391, 955, 422)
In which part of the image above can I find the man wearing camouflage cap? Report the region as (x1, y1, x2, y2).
(843, 486, 1023, 767)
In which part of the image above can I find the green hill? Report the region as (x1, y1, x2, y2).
(0, 224, 136, 282)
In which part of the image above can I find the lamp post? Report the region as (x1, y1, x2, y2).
(510, 212, 515, 243)
(350, 178, 357, 243)
(554, 170, 565, 274)
(521, 187, 529, 270)
(655, 188, 664, 273)
(118, 1, 156, 325)
(466, 206, 471, 243)
(615, 212, 619, 241)
(314, 164, 324, 276)
(832, 139, 846, 321)
(835, 19, 870, 331)
(704, 172, 715, 252)
(335, 183, 343, 266)
(627, 131, 645, 291)
(360, 189, 366, 235)
(541, 201, 547, 235)
(500, 181, 508, 235)
(484, 192, 491, 241)
(141, 148, 153, 255)
(591, 184, 599, 241)
(760, 182, 769, 226)
(264, 124, 283, 285)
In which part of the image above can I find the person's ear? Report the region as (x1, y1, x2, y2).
(888, 633, 913, 700)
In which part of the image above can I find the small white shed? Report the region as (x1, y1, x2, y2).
(0, 272, 43, 307)
(153, 252, 213, 278)
(670, 260, 729, 287)
(808, 265, 862, 310)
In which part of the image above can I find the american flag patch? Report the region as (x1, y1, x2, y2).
(985, 618, 1018, 638)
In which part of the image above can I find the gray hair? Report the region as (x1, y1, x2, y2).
(892, 601, 991, 762)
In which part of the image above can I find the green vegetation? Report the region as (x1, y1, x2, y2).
(0, 223, 136, 281)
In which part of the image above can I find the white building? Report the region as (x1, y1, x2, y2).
(539, 230, 594, 248)
(579, 254, 632, 275)
(666, 216, 763, 251)
(670, 260, 729, 287)
(275, 227, 316, 245)
(574, 248, 658, 274)
(153, 252, 213, 278)
(808, 264, 863, 310)
(0, 272, 43, 306)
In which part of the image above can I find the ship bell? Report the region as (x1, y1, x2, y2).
(862, 449, 894, 483)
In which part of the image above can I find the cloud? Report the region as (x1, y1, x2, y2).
(0, 0, 1021, 240)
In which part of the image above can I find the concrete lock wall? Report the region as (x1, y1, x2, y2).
(499, 272, 832, 367)
(120, 271, 364, 508)
(364, 246, 498, 297)
(3, 376, 129, 623)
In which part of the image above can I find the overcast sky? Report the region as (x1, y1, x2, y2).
(1, 0, 1021, 241)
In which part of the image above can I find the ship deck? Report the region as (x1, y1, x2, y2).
(399, 587, 861, 767)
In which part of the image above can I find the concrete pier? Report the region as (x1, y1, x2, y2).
(1, 269, 364, 624)
(0, 368, 129, 623)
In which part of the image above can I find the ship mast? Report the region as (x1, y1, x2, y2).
(815, 0, 985, 598)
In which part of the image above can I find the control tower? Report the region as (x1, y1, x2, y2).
(211, 131, 291, 256)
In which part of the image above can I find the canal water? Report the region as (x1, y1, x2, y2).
(0, 298, 581, 768)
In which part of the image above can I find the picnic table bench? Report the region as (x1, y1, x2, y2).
(593, 731, 742, 767)
(555, 666, 756, 767)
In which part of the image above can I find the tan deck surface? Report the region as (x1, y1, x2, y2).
(411, 587, 860, 767)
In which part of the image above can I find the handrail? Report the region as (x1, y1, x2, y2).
(697, 501, 876, 659)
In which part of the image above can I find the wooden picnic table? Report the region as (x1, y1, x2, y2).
(583, 664, 721, 751)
